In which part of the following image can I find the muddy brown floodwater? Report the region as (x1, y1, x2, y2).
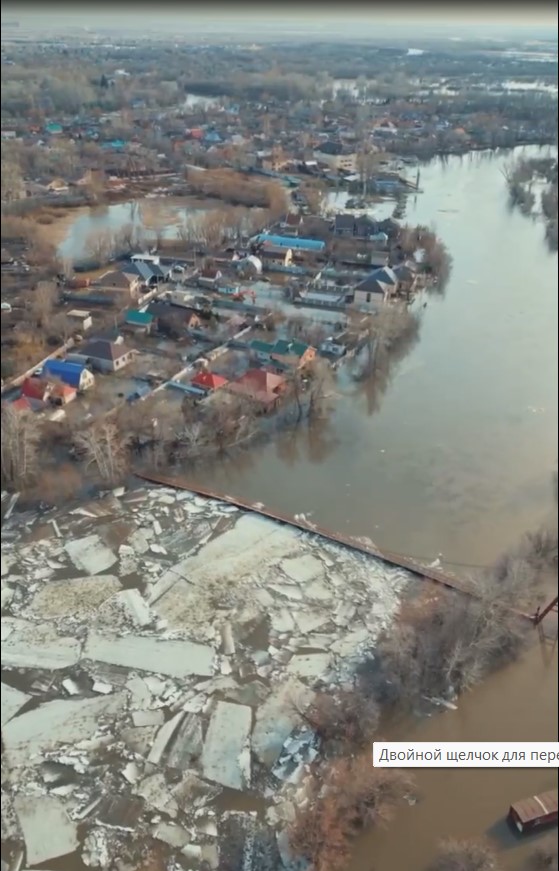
(184, 146, 558, 870)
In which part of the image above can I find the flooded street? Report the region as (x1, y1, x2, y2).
(183, 146, 557, 869)
(55, 197, 214, 262)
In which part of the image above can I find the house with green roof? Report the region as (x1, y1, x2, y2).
(125, 309, 154, 334)
(270, 338, 316, 369)
(249, 337, 316, 369)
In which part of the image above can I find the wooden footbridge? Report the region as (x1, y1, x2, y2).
(135, 471, 547, 626)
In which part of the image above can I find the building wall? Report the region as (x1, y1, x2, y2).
(353, 289, 387, 310)
(79, 369, 96, 390)
(314, 151, 357, 173)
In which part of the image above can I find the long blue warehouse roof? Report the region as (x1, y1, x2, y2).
(255, 234, 325, 252)
(43, 359, 87, 388)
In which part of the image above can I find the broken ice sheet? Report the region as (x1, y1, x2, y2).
(286, 653, 331, 680)
(1, 682, 31, 727)
(3, 694, 126, 766)
(252, 678, 315, 767)
(64, 535, 117, 575)
(202, 701, 251, 790)
(26, 575, 121, 619)
(14, 795, 78, 866)
(84, 632, 215, 678)
(2, 622, 81, 670)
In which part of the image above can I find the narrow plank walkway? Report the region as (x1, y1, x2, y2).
(135, 470, 536, 623)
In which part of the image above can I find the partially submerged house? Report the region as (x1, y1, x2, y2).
(226, 368, 286, 410)
(249, 338, 316, 371)
(352, 266, 400, 309)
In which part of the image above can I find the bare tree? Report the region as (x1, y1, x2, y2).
(307, 357, 335, 419)
(60, 257, 74, 281)
(51, 313, 75, 344)
(370, 570, 528, 708)
(301, 180, 327, 215)
(84, 229, 115, 265)
(428, 839, 500, 871)
(28, 280, 57, 328)
(294, 690, 380, 757)
(74, 421, 129, 484)
(0, 160, 25, 202)
(1, 405, 40, 489)
(285, 367, 305, 422)
(290, 757, 413, 871)
(198, 210, 228, 249)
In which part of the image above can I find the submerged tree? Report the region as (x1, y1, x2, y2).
(428, 839, 500, 871)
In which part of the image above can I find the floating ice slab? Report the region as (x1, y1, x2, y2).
(202, 701, 251, 790)
(1, 683, 31, 727)
(3, 694, 125, 764)
(84, 632, 214, 678)
(64, 535, 117, 575)
(14, 795, 78, 866)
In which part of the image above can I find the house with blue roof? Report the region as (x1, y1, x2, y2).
(42, 359, 95, 391)
(253, 234, 326, 253)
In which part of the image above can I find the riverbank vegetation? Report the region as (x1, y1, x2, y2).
(503, 156, 558, 249)
(428, 839, 498, 871)
(428, 837, 558, 871)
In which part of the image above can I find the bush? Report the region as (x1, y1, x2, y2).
(370, 588, 527, 707)
(290, 757, 412, 871)
(428, 839, 499, 871)
(296, 690, 380, 757)
(528, 839, 559, 871)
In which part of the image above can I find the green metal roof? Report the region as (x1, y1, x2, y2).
(250, 339, 274, 354)
(126, 309, 153, 326)
(272, 339, 311, 358)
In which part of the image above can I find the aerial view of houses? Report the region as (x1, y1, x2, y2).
(0, 8, 557, 871)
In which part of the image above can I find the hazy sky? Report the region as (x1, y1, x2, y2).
(2, 3, 557, 38)
(2, 4, 557, 24)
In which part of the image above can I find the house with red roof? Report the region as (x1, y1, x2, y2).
(22, 377, 51, 402)
(226, 368, 286, 411)
(191, 371, 229, 393)
(10, 396, 34, 413)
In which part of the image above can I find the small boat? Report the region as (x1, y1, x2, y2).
(508, 788, 558, 834)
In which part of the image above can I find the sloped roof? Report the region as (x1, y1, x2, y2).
(78, 340, 132, 361)
(22, 377, 50, 401)
(255, 234, 325, 252)
(11, 396, 34, 412)
(239, 368, 285, 394)
(368, 266, 398, 286)
(43, 360, 87, 389)
(125, 309, 154, 326)
(272, 339, 312, 359)
(192, 371, 228, 391)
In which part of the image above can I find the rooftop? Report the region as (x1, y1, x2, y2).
(254, 234, 326, 253)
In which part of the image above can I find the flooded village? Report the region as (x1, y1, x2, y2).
(1, 16, 558, 871)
